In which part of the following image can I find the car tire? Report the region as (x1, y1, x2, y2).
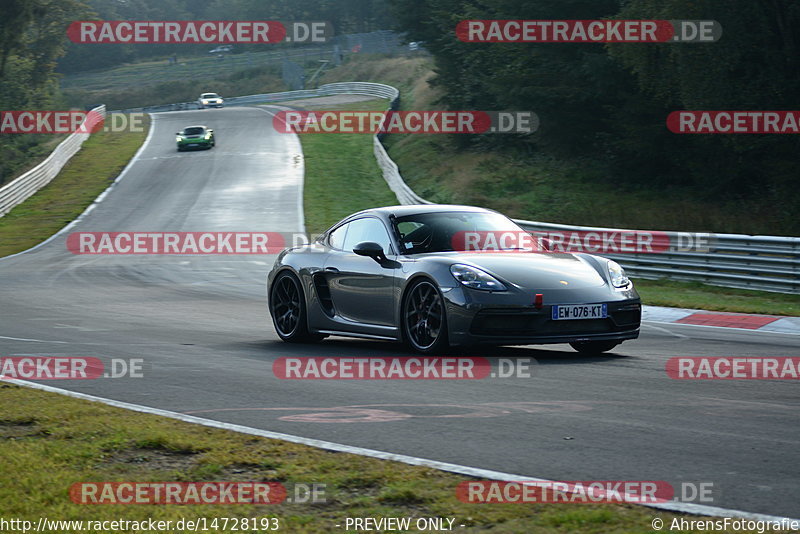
(402, 278, 449, 354)
(177, 146, 183, 152)
(270, 271, 324, 343)
(569, 340, 620, 354)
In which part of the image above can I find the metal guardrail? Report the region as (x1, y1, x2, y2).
(63, 30, 415, 93)
(0, 105, 106, 218)
(113, 82, 401, 114)
(513, 220, 800, 294)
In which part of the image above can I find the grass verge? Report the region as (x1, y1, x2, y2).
(0, 118, 149, 258)
(633, 279, 800, 316)
(299, 99, 398, 235)
(63, 67, 286, 112)
(0, 383, 742, 533)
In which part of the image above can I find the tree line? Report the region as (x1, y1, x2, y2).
(56, 0, 394, 74)
(391, 0, 800, 232)
(0, 0, 88, 186)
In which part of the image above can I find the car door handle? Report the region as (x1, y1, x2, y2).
(324, 267, 339, 273)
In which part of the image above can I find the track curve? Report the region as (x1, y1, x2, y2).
(0, 106, 797, 518)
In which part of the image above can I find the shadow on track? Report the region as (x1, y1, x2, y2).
(234, 337, 634, 366)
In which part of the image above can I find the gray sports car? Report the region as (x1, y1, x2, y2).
(267, 205, 641, 354)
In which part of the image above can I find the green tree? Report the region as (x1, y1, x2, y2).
(608, 0, 800, 202)
(0, 0, 36, 77)
(0, 0, 90, 186)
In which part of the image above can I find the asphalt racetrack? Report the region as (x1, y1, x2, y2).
(1, 107, 798, 518)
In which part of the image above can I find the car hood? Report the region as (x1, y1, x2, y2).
(435, 252, 608, 290)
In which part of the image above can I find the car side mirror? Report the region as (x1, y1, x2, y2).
(175, 132, 181, 135)
(353, 241, 385, 262)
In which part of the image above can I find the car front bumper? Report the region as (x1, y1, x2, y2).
(177, 139, 212, 149)
(441, 284, 641, 346)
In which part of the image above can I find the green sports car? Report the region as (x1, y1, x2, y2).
(176, 125, 215, 151)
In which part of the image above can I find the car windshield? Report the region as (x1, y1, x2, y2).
(182, 127, 205, 135)
(393, 211, 531, 254)
(201, 93, 219, 99)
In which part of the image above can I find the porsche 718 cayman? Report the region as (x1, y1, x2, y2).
(267, 205, 641, 354)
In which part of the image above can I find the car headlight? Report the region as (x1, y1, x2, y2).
(201, 100, 209, 104)
(450, 264, 507, 291)
(176, 136, 182, 142)
(607, 260, 631, 288)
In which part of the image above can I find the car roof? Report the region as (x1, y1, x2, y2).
(321, 204, 507, 238)
(351, 204, 498, 219)
(182, 125, 208, 129)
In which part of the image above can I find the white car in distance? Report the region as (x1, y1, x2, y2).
(198, 93, 224, 109)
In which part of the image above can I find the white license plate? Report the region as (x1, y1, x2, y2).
(551, 304, 607, 320)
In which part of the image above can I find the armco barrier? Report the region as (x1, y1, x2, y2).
(513, 220, 800, 294)
(113, 82, 401, 114)
(0, 105, 106, 217)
